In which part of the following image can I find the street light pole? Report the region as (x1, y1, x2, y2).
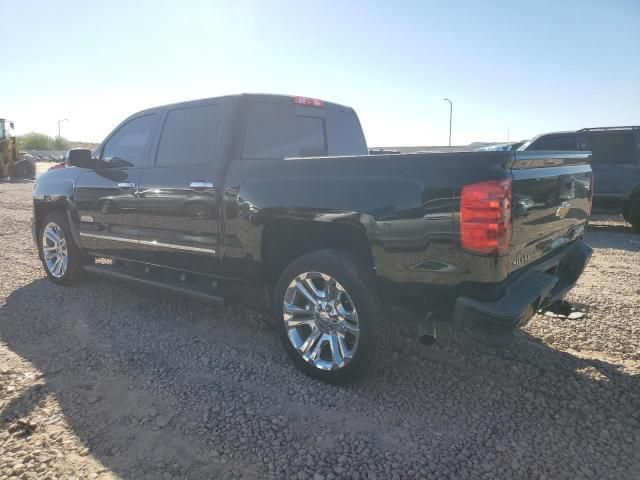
(443, 98, 452, 146)
(57, 118, 69, 138)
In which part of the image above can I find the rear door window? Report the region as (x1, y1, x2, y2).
(586, 132, 638, 164)
(529, 134, 578, 150)
(155, 103, 226, 167)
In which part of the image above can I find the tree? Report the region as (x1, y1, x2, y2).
(17, 131, 95, 151)
(53, 136, 70, 150)
(18, 132, 54, 150)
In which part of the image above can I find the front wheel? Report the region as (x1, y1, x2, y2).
(38, 211, 85, 285)
(273, 250, 390, 384)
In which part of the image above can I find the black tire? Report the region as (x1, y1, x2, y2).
(26, 162, 36, 179)
(13, 162, 27, 178)
(629, 199, 640, 234)
(38, 211, 85, 285)
(273, 250, 390, 384)
(12, 160, 35, 179)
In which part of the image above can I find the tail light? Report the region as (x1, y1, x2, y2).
(292, 96, 324, 107)
(460, 179, 512, 255)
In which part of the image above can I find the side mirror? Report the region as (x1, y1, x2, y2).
(66, 149, 95, 169)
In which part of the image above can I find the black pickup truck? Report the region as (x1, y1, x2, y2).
(33, 94, 593, 383)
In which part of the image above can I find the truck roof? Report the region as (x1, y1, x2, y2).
(530, 126, 640, 138)
(578, 126, 640, 132)
(136, 93, 354, 116)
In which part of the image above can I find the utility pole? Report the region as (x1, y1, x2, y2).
(443, 98, 452, 146)
(507, 126, 510, 142)
(57, 118, 69, 138)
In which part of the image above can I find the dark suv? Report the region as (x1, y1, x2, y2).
(521, 126, 640, 231)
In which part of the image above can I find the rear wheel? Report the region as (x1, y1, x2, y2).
(38, 211, 84, 285)
(273, 250, 389, 384)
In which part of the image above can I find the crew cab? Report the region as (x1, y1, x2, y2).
(33, 94, 593, 383)
(521, 126, 640, 232)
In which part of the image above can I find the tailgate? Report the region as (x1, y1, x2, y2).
(508, 151, 592, 273)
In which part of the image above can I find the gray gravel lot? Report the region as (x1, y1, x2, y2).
(1, 179, 639, 479)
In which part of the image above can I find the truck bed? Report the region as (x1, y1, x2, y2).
(224, 149, 592, 286)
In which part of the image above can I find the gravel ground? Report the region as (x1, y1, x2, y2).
(1, 179, 639, 480)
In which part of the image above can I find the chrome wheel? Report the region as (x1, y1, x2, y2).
(42, 222, 68, 278)
(283, 272, 360, 371)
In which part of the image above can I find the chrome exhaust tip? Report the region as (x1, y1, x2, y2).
(418, 314, 437, 346)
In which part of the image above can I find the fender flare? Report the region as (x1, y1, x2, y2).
(33, 177, 82, 247)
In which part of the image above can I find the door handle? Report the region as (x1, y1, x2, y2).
(117, 182, 136, 189)
(190, 181, 214, 190)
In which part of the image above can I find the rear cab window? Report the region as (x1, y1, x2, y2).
(242, 99, 368, 159)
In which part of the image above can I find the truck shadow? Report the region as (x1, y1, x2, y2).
(0, 178, 35, 185)
(1, 277, 638, 479)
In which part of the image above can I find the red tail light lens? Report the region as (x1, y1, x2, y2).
(460, 179, 512, 255)
(292, 96, 324, 107)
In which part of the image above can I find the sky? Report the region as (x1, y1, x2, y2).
(3, 0, 639, 147)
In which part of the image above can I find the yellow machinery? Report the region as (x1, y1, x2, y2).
(0, 118, 35, 179)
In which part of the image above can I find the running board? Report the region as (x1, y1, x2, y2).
(84, 264, 225, 305)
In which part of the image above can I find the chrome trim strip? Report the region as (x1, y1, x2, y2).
(79, 232, 138, 244)
(79, 232, 216, 254)
(141, 240, 216, 254)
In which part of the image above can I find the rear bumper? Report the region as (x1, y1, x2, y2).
(453, 240, 592, 343)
